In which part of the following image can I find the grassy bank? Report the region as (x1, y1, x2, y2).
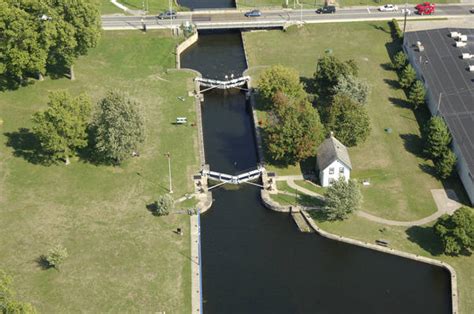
(0, 30, 198, 312)
(99, 0, 185, 15)
(243, 22, 472, 313)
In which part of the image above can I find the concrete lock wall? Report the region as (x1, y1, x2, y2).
(176, 32, 199, 69)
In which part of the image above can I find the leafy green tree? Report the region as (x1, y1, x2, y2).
(324, 178, 362, 220)
(332, 74, 370, 105)
(423, 116, 451, 160)
(154, 194, 174, 216)
(399, 64, 417, 89)
(314, 55, 358, 97)
(0, 270, 36, 313)
(435, 149, 457, 179)
(257, 65, 304, 107)
(265, 92, 325, 165)
(392, 51, 408, 71)
(408, 80, 426, 109)
(46, 244, 68, 270)
(0, 2, 48, 87)
(33, 91, 92, 164)
(326, 94, 371, 147)
(435, 207, 474, 255)
(92, 91, 145, 165)
(47, 0, 101, 79)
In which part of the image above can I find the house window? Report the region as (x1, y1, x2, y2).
(329, 178, 335, 184)
(329, 168, 334, 175)
(339, 167, 344, 174)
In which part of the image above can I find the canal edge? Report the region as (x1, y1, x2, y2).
(299, 210, 459, 314)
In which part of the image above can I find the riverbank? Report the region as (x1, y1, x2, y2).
(243, 22, 473, 312)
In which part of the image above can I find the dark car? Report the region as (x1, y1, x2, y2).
(158, 10, 177, 19)
(316, 6, 336, 14)
(244, 9, 262, 17)
(470, 8, 474, 13)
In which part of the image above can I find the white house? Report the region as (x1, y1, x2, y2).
(317, 135, 352, 187)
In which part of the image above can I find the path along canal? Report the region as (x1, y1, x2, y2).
(180, 27, 451, 314)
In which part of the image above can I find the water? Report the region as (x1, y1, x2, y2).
(181, 30, 451, 314)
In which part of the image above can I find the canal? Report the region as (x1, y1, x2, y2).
(180, 15, 451, 314)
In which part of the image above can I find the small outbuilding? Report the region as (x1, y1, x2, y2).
(317, 134, 352, 187)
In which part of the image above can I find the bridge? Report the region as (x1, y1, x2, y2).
(101, 5, 474, 31)
(202, 165, 265, 189)
(196, 76, 250, 91)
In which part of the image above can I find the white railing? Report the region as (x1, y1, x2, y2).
(196, 76, 250, 89)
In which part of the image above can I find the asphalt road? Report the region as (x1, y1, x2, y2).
(101, 4, 474, 30)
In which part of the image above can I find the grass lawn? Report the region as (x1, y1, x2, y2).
(274, 181, 325, 206)
(243, 22, 465, 221)
(0, 30, 199, 312)
(294, 179, 326, 195)
(99, 0, 187, 14)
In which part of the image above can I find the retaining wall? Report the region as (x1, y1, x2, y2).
(176, 32, 199, 69)
(300, 210, 459, 314)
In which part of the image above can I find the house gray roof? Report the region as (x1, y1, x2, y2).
(317, 136, 352, 170)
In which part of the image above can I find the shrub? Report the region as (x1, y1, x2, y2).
(399, 64, 417, 89)
(408, 80, 426, 109)
(435, 149, 457, 179)
(392, 51, 408, 71)
(423, 116, 451, 160)
(332, 74, 370, 105)
(154, 194, 174, 216)
(390, 18, 403, 41)
(46, 244, 68, 270)
(257, 65, 304, 107)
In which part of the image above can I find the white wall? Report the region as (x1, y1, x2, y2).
(320, 159, 350, 187)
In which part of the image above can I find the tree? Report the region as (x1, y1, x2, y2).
(399, 64, 417, 89)
(257, 65, 305, 107)
(408, 80, 426, 109)
(332, 74, 370, 105)
(265, 92, 325, 165)
(435, 149, 457, 179)
(32, 91, 92, 164)
(423, 116, 451, 160)
(313, 55, 358, 97)
(46, 0, 101, 79)
(323, 178, 362, 220)
(0, 270, 36, 313)
(326, 94, 371, 147)
(92, 91, 145, 164)
(46, 244, 68, 270)
(154, 194, 174, 216)
(392, 51, 408, 71)
(0, 2, 48, 88)
(434, 207, 474, 255)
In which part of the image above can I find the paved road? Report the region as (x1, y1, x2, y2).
(102, 4, 474, 30)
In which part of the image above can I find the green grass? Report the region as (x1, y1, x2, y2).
(243, 22, 460, 221)
(294, 179, 326, 195)
(0, 30, 199, 312)
(99, 0, 187, 15)
(274, 181, 325, 206)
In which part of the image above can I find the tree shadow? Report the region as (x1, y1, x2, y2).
(419, 162, 438, 177)
(369, 23, 391, 34)
(0, 74, 34, 92)
(405, 225, 443, 256)
(146, 202, 159, 216)
(399, 133, 424, 157)
(379, 62, 393, 71)
(35, 255, 53, 270)
(383, 78, 400, 89)
(388, 97, 411, 109)
(4, 128, 54, 165)
(45, 62, 70, 80)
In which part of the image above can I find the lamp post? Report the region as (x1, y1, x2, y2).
(169, 0, 173, 29)
(165, 152, 173, 193)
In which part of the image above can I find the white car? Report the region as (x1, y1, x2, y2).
(379, 4, 398, 12)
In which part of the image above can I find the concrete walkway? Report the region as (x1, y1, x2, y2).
(283, 179, 462, 227)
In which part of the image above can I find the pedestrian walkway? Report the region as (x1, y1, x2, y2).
(281, 178, 462, 227)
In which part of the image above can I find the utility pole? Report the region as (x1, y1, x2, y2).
(437, 92, 442, 115)
(300, 3, 303, 24)
(403, 2, 408, 34)
(169, 0, 173, 29)
(165, 152, 173, 193)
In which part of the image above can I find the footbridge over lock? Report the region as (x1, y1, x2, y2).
(196, 76, 250, 92)
(202, 165, 265, 190)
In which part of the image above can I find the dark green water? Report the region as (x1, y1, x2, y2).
(180, 29, 451, 314)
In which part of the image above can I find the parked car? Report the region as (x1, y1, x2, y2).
(378, 4, 398, 12)
(415, 2, 435, 15)
(244, 10, 262, 17)
(158, 10, 177, 19)
(470, 8, 474, 13)
(316, 6, 336, 14)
